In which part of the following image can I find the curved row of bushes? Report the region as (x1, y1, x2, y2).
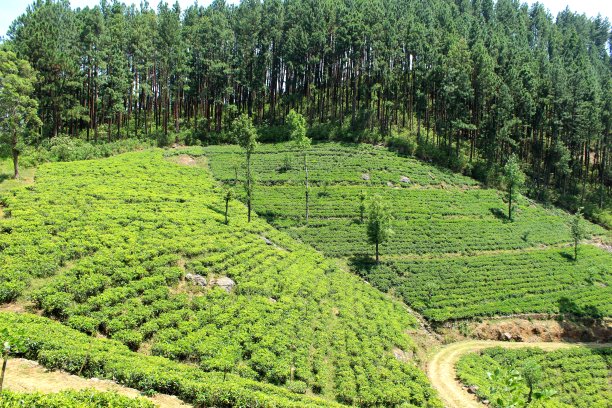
(0, 389, 154, 408)
(0, 312, 343, 408)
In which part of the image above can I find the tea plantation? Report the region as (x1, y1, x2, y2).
(202, 142, 612, 323)
(0, 389, 154, 408)
(0, 151, 441, 407)
(456, 346, 612, 408)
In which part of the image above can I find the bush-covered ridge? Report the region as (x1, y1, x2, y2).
(203, 143, 611, 323)
(0, 150, 441, 407)
(0, 312, 343, 407)
(361, 246, 612, 322)
(0, 389, 155, 408)
(203, 142, 478, 187)
(456, 346, 612, 408)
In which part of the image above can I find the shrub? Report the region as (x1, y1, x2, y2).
(388, 130, 417, 156)
(0, 389, 155, 408)
(113, 330, 144, 351)
(286, 380, 308, 394)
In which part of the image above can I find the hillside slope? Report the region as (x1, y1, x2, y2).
(202, 142, 611, 323)
(0, 150, 441, 407)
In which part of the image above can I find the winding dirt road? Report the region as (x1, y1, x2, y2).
(427, 340, 610, 408)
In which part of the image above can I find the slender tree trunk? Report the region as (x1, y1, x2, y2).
(304, 152, 309, 224)
(225, 198, 229, 225)
(574, 239, 578, 261)
(247, 153, 252, 223)
(12, 148, 19, 180)
(508, 185, 513, 221)
(527, 386, 533, 404)
(0, 356, 7, 392)
(375, 241, 379, 263)
(11, 130, 19, 179)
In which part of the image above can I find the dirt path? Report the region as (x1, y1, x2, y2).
(427, 340, 611, 408)
(2, 358, 191, 408)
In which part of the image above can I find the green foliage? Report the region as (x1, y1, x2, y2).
(0, 389, 155, 408)
(457, 346, 611, 408)
(570, 208, 587, 260)
(388, 132, 417, 156)
(204, 143, 609, 323)
(12, 138, 155, 168)
(0, 50, 41, 178)
(232, 114, 258, 222)
(288, 110, 310, 151)
(205, 142, 478, 186)
(366, 195, 393, 262)
(0, 150, 441, 407)
(5, 0, 611, 220)
(0, 313, 343, 407)
(232, 114, 258, 154)
(503, 155, 526, 221)
(361, 246, 612, 322)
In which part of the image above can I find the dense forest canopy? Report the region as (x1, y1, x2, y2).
(2, 0, 611, 219)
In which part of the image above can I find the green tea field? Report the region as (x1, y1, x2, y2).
(456, 346, 612, 407)
(0, 150, 441, 407)
(202, 142, 612, 323)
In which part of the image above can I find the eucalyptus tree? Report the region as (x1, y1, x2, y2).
(570, 208, 587, 261)
(233, 114, 258, 222)
(100, 0, 130, 140)
(287, 109, 311, 223)
(503, 154, 525, 221)
(224, 188, 234, 225)
(367, 195, 393, 263)
(0, 50, 41, 178)
(8, 0, 80, 137)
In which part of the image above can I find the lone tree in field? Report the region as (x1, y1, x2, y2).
(570, 207, 587, 261)
(287, 109, 311, 223)
(0, 50, 41, 179)
(367, 195, 393, 263)
(502, 154, 525, 221)
(232, 114, 258, 222)
(223, 188, 234, 225)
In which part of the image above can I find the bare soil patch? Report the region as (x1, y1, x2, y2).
(0, 303, 27, 314)
(176, 155, 197, 166)
(472, 318, 612, 343)
(440, 317, 612, 343)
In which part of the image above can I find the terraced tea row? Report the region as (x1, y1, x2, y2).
(456, 346, 612, 408)
(358, 246, 612, 322)
(203, 143, 611, 323)
(0, 312, 342, 407)
(203, 142, 478, 186)
(0, 151, 441, 407)
(0, 390, 154, 408)
(253, 186, 587, 255)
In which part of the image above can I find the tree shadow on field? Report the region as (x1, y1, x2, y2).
(558, 297, 604, 321)
(557, 297, 610, 342)
(559, 251, 575, 261)
(347, 254, 377, 278)
(489, 207, 509, 222)
(350, 218, 363, 225)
